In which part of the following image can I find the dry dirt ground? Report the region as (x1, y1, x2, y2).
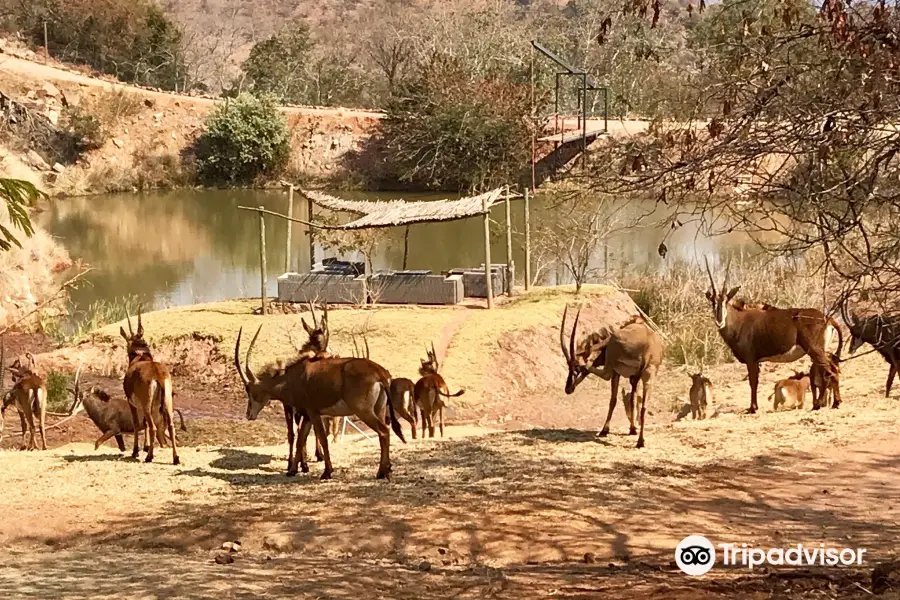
(2, 339, 900, 596)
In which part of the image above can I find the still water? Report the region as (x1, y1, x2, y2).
(36, 189, 758, 312)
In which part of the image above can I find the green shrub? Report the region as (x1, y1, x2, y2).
(194, 94, 290, 185)
(43, 295, 142, 345)
(61, 107, 104, 152)
(44, 371, 73, 413)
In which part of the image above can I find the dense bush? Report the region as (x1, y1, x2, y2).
(194, 94, 290, 185)
(375, 55, 535, 192)
(10, 0, 184, 90)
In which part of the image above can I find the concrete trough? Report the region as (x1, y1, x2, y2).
(370, 271, 463, 305)
(277, 272, 368, 304)
(448, 264, 509, 298)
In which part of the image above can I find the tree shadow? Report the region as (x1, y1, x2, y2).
(62, 453, 131, 463)
(518, 428, 618, 444)
(208, 448, 274, 471)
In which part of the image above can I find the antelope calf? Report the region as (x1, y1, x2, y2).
(120, 310, 180, 465)
(561, 308, 662, 448)
(0, 349, 48, 450)
(771, 371, 810, 411)
(810, 353, 841, 410)
(414, 343, 465, 439)
(688, 373, 712, 420)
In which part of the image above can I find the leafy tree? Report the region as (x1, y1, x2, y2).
(376, 54, 536, 192)
(0, 178, 42, 251)
(241, 23, 314, 103)
(12, 0, 184, 89)
(194, 94, 290, 185)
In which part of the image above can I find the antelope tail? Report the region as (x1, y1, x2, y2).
(174, 408, 187, 432)
(439, 388, 466, 398)
(385, 381, 406, 444)
(828, 317, 844, 361)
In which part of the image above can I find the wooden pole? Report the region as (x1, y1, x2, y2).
(483, 194, 493, 309)
(307, 195, 315, 271)
(524, 187, 531, 291)
(43, 22, 49, 58)
(285, 185, 294, 272)
(258, 206, 267, 315)
(402, 225, 410, 270)
(504, 185, 514, 296)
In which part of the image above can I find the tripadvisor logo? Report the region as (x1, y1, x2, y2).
(675, 535, 868, 576)
(675, 535, 716, 576)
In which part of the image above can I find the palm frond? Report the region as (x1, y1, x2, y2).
(0, 178, 45, 251)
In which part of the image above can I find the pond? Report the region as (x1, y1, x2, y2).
(36, 188, 761, 313)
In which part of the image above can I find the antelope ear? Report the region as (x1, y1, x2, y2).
(120, 327, 129, 341)
(705, 290, 714, 301)
(301, 319, 313, 335)
(726, 286, 741, 300)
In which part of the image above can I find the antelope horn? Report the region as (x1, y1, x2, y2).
(25, 352, 35, 369)
(245, 325, 262, 383)
(704, 256, 717, 295)
(364, 336, 370, 360)
(723, 254, 733, 291)
(234, 328, 250, 387)
(137, 308, 143, 336)
(0, 335, 5, 399)
(352, 335, 360, 358)
(70, 363, 83, 415)
(321, 301, 329, 350)
(125, 308, 134, 337)
(560, 305, 571, 362)
(570, 307, 581, 365)
(307, 301, 319, 330)
(431, 342, 438, 370)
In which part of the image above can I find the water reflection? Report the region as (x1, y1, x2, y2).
(37, 189, 761, 312)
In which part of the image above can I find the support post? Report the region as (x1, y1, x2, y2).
(285, 185, 294, 272)
(258, 206, 267, 315)
(581, 73, 588, 170)
(524, 188, 531, 291)
(43, 22, 49, 58)
(482, 194, 493, 309)
(504, 185, 514, 296)
(307, 195, 315, 271)
(402, 225, 410, 270)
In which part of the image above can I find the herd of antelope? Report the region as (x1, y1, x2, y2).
(1, 259, 899, 479)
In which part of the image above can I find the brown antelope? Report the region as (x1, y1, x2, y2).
(234, 325, 406, 480)
(704, 258, 842, 413)
(119, 310, 180, 464)
(352, 334, 418, 439)
(0, 346, 48, 450)
(70, 367, 185, 452)
(414, 343, 465, 439)
(688, 373, 712, 420)
(561, 307, 662, 448)
(843, 305, 900, 397)
(809, 352, 840, 410)
(771, 371, 810, 411)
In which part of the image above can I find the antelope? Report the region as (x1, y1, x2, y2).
(560, 307, 662, 448)
(704, 258, 842, 413)
(0, 346, 48, 450)
(119, 310, 180, 464)
(414, 343, 465, 439)
(352, 334, 418, 439)
(771, 371, 810, 411)
(234, 325, 406, 480)
(809, 352, 840, 410)
(70, 367, 185, 451)
(843, 307, 900, 397)
(688, 373, 712, 420)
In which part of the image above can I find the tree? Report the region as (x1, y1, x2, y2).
(590, 0, 900, 310)
(376, 54, 536, 192)
(194, 94, 290, 185)
(0, 179, 41, 251)
(241, 23, 314, 102)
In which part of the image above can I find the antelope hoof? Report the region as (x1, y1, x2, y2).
(173, 456, 181, 466)
(628, 426, 637, 436)
(131, 450, 140, 459)
(144, 454, 154, 463)
(745, 408, 757, 415)
(143, 444, 150, 453)
(376, 466, 392, 480)
(597, 429, 610, 438)
(320, 469, 333, 481)
(831, 402, 840, 409)
(300, 464, 310, 474)
(636, 438, 645, 449)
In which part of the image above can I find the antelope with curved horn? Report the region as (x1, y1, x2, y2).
(704, 256, 843, 413)
(842, 302, 900, 397)
(413, 342, 465, 439)
(0, 341, 48, 450)
(235, 325, 406, 480)
(560, 306, 662, 448)
(119, 309, 180, 464)
(352, 334, 418, 439)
